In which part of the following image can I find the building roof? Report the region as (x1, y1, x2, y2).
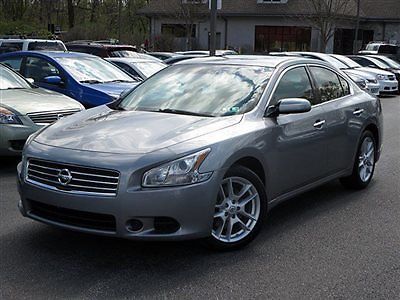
(140, 0, 359, 18)
(140, 0, 400, 20)
(360, 0, 400, 20)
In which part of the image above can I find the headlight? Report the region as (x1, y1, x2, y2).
(142, 149, 212, 187)
(0, 107, 22, 124)
(376, 74, 387, 80)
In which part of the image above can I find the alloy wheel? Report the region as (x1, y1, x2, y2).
(358, 136, 375, 183)
(212, 176, 260, 243)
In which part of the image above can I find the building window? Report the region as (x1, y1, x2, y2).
(255, 26, 311, 53)
(161, 24, 196, 38)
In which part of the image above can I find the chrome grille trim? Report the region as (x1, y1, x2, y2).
(26, 159, 120, 196)
(27, 109, 81, 124)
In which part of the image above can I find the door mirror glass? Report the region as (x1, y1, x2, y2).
(43, 75, 62, 85)
(266, 98, 311, 117)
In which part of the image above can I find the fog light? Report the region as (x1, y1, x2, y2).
(126, 219, 144, 232)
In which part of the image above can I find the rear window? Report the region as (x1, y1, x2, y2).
(28, 42, 66, 51)
(378, 45, 397, 54)
(0, 42, 23, 54)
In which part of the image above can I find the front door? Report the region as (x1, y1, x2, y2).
(264, 66, 328, 198)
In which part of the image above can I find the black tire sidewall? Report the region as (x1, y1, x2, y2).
(352, 131, 376, 188)
(205, 165, 267, 251)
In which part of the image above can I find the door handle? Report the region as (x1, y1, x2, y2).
(353, 108, 364, 116)
(313, 120, 326, 129)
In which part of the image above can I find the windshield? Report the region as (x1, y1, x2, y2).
(119, 64, 273, 117)
(372, 56, 400, 69)
(366, 44, 379, 51)
(331, 55, 361, 68)
(110, 50, 140, 58)
(28, 42, 66, 51)
(56, 56, 135, 83)
(366, 56, 391, 69)
(0, 65, 31, 90)
(317, 55, 349, 69)
(134, 62, 167, 77)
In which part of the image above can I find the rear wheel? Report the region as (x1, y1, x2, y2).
(340, 131, 376, 189)
(205, 165, 267, 250)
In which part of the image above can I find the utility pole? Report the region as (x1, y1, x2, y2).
(118, 0, 122, 42)
(353, 0, 361, 54)
(209, 0, 217, 56)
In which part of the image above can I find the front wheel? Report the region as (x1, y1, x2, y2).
(205, 165, 267, 250)
(340, 131, 376, 189)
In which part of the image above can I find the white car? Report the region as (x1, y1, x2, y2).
(0, 39, 66, 53)
(287, 52, 381, 96)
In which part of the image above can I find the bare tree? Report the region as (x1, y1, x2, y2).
(157, 0, 207, 51)
(301, 0, 355, 52)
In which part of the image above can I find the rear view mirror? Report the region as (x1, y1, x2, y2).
(26, 78, 35, 84)
(43, 75, 62, 85)
(265, 98, 311, 117)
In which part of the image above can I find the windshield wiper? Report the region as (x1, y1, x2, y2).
(4, 87, 26, 90)
(80, 79, 104, 84)
(106, 79, 134, 83)
(158, 108, 214, 117)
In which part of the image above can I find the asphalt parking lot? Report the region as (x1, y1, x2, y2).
(1, 96, 399, 299)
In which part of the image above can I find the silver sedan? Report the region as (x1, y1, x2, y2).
(17, 56, 383, 250)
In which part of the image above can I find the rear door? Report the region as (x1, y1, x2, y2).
(265, 66, 328, 198)
(308, 66, 364, 174)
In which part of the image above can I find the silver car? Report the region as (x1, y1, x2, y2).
(0, 63, 84, 156)
(17, 56, 383, 250)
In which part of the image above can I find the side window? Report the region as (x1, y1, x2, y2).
(351, 57, 370, 67)
(114, 62, 136, 75)
(0, 57, 23, 72)
(271, 67, 316, 105)
(24, 57, 61, 83)
(338, 76, 350, 96)
(310, 67, 344, 102)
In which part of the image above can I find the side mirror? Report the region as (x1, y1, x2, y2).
(265, 98, 312, 117)
(43, 75, 62, 85)
(26, 78, 35, 84)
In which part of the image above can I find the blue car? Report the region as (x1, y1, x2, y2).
(0, 51, 138, 107)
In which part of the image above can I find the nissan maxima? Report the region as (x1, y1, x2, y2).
(17, 56, 383, 250)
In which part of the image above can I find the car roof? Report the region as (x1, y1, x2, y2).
(0, 39, 63, 43)
(106, 57, 165, 64)
(0, 50, 96, 59)
(66, 43, 136, 49)
(175, 55, 319, 68)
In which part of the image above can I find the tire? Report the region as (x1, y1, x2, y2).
(205, 165, 267, 251)
(340, 131, 376, 190)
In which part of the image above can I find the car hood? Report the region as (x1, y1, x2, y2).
(34, 106, 242, 154)
(356, 67, 394, 76)
(81, 82, 138, 98)
(344, 69, 375, 81)
(0, 88, 83, 115)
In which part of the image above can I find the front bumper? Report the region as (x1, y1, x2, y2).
(17, 149, 222, 241)
(0, 122, 41, 156)
(366, 82, 380, 96)
(378, 79, 398, 94)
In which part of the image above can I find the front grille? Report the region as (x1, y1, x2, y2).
(388, 75, 395, 81)
(28, 200, 116, 232)
(27, 109, 80, 124)
(26, 159, 120, 196)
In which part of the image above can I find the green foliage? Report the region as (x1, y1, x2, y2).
(0, 0, 148, 45)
